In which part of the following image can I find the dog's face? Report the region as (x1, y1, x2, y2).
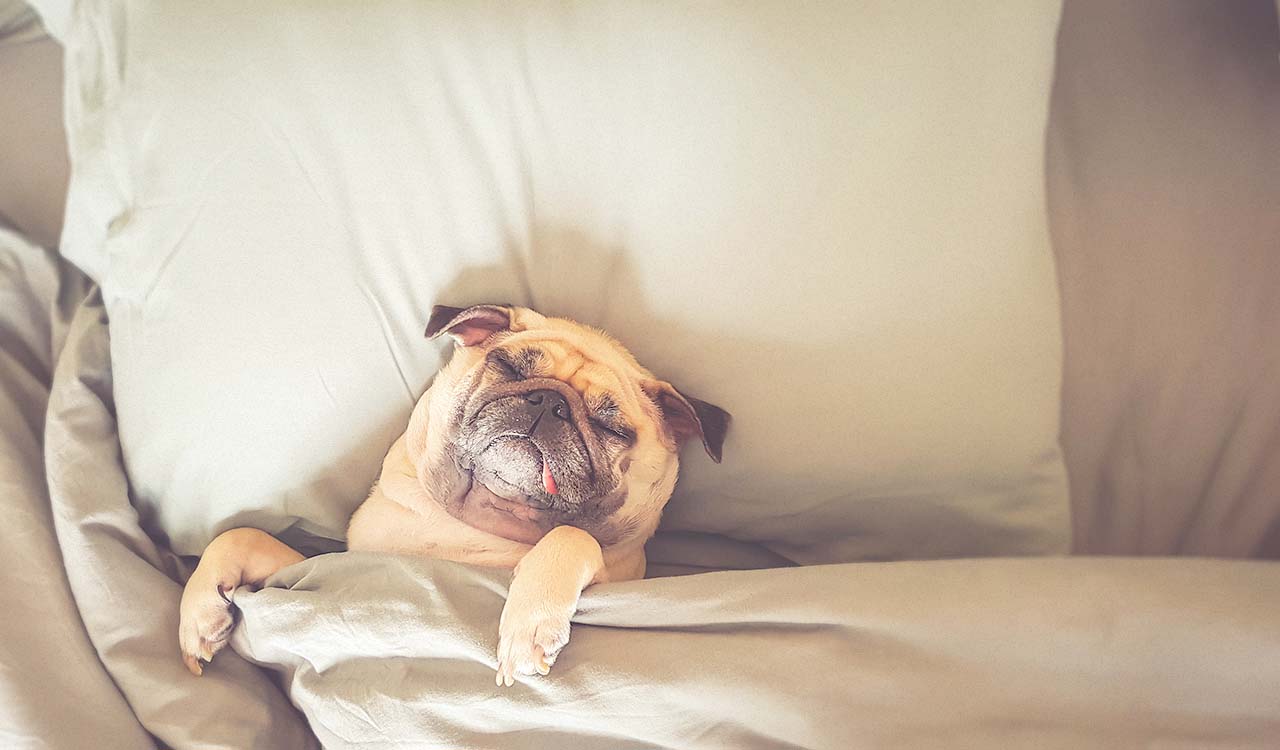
(403, 304, 728, 548)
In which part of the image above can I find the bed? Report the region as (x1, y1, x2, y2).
(3, 1, 1279, 748)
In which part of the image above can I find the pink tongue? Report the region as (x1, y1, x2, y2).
(542, 460, 559, 495)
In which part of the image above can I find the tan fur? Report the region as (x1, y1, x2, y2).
(178, 305, 693, 684)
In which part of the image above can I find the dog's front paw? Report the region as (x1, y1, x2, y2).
(495, 593, 574, 687)
(178, 571, 237, 676)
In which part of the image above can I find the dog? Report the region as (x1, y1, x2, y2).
(179, 303, 729, 685)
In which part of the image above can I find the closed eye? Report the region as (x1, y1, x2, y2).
(591, 419, 634, 443)
(488, 353, 524, 381)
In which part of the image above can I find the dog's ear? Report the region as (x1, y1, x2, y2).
(641, 381, 731, 463)
(425, 304, 512, 346)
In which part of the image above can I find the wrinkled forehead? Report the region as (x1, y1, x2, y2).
(499, 330, 654, 416)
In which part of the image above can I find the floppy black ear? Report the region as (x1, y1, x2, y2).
(642, 381, 731, 463)
(424, 304, 511, 346)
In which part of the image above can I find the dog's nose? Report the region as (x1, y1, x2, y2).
(523, 389, 571, 421)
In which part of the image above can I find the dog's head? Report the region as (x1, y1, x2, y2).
(404, 303, 728, 548)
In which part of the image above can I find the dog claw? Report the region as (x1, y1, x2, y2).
(179, 573, 237, 677)
(495, 596, 572, 687)
(495, 663, 515, 688)
(183, 653, 204, 677)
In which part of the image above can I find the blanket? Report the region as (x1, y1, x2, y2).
(236, 553, 1280, 749)
(0, 230, 314, 749)
(4, 232, 1280, 748)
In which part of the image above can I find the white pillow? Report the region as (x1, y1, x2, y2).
(61, 0, 1069, 563)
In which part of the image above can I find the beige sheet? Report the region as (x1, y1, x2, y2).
(1050, 0, 1280, 558)
(3, 2, 1279, 747)
(13, 265, 1278, 748)
(32, 263, 318, 748)
(0, 228, 153, 748)
(232, 552, 1280, 749)
(0, 2, 67, 249)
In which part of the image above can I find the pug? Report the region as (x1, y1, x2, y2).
(179, 303, 729, 686)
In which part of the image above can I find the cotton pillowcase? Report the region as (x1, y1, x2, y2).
(60, 0, 1069, 564)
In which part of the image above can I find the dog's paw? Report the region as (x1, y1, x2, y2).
(495, 595, 573, 687)
(178, 575, 237, 676)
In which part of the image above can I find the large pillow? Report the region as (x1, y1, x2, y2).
(60, 0, 1070, 563)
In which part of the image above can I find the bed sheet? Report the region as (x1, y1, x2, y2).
(232, 552, 1280, 749)
(5, 242, 1278, 748)
(0, 228, 316, 748)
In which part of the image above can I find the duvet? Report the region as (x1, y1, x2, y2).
(4, 237, 1280, 749)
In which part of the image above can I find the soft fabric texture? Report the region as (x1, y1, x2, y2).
(232, 552, 1280, 750)
(0, 229, 151, 749)
(0, 1, 42, 44)
(58, 0, 1070, 564)
(1048, 0, 1280, 557)
(0, 1, 67, 249)
(8, 257, 1280, 749)
(20, 0, 70, 41)
(0, 230, 310, 748)
(5, 2, 1279, 748)
(22, 255, 318, 749)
